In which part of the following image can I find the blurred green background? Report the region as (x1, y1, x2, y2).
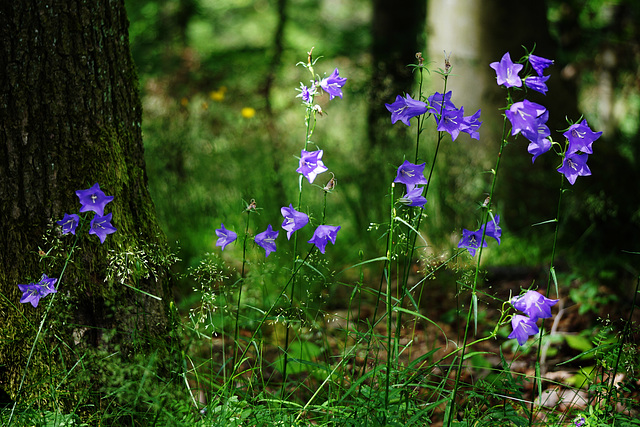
(124, 0, 640, 304)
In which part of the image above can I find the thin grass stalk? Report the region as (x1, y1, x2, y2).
(527, 176, 565, 426)
(446, 106, 510, 427)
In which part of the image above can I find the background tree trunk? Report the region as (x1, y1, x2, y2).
(0, 0, 176, 415)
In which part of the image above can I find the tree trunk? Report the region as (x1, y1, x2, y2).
(0, 0, 176, 416)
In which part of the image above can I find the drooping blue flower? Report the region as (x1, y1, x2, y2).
(458, 215, 502, 257)
(427, 91, 457, 115)
(89, 213, 117, 243)
(255, 224, 279, 257)
(281, 204, 309, 240)
(508, 314, 540, 346)
(319, 68, 347, 100)
(38, 274, 58, 297)
(56, 213, 80, 235)
(308, 225, 341, 254)
(394, 161, 428, 186)
(460, 108, 482, 140)
(505, 100, 547, 136)
(457, 228, 487, 257)
(18, 283, 45, 308)
(521, 110, 552, 163)
(511, 290, 558, 322)
(490, 52, 523, 88)
(525, 75, 550, 95)
(528, 54, 554, 77)
(75, 183, 114, 217)
(385, 94, 428, 126)
(483, 214, 502, 245)
(215, 223, 237, 251)
(18, 274, 57, 308)
(398, 184, 427, 208)
(436, 106, 464, 141)
(557, 152, 591, 185)
(297, 149, 329, 184)
(564, 119, 602, 155)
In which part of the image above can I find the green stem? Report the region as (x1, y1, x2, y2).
(446, 106, 510, 427)
(232, 207, 252, 379)
(384, 182, 396, 422)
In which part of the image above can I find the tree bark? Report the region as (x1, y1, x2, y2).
(0, 0, 175, 415)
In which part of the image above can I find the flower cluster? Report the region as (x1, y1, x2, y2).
(18, 274, 58, 308)
(215, 62, 346, 258)
(508, 290, 558, 345)
(384, 91, 482, 141)
(297, 68, 347, 105)
(491, 50, 602, 182)
(57, 183, 117, 243)
(457, 215, 502, 257)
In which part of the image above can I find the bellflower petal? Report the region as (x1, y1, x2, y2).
(297, 149, 329, 184)
(215, 223, 237, 251)
(461, 109, 482, 140)
(457, 229, 487, 257)
(281, 204, 309, 240)
(385, 94, 428, 126)
(393, 161, 428, 186)
(427, 91, 457, 115)
(75, 183, 114, 217)
(319, 68, 347, 100)
(308, 225, 340, 254)
(508, 314, 540, 346)
(511, 290, 558, 322)
(398, 184, 427, 208)
(490, 52, 523, 88)
(89, 213, 117, 244)
(505, 100, 547, 136)
(525, 75, 550, 95)
(564, 119, 602, 155)
(557, 152, 591, 185)
(436, 106, 464, 141)
(255, 224, 279, 257)
(56, 213, 80, 235)
(528, 54, 554, 77)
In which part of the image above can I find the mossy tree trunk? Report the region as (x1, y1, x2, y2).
(0, 0, 177, 416)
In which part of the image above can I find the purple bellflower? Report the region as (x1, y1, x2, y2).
(427, 91, 457, 115)
(557, 152, 592, 185)
(511, 290, 558, 322)
(319, 68, 347, 100)
(89, 213, 117, 243)
(394, 161, 428, 186)
(490, 52, 523, 88)
(521, 110, 552, 163)
(506, 100, 547, 136)
(255, 224, 279, 257)
(564, 119, 602, 155)
(297, 82, 316, 103)
(484, 214, 502, 245)
(458, 215, 502, 257)
(308, 225, 341, 254)
(18, 274, 58, 308)
(508, 314, 540, 346)
(528, 54, 554, 77)
(76, 183, 114, 217)
(525, 75, 550, 95)
(215, 223, 237, 251)
(460, 108, 482, 140)
(281, 204, 309, 240)
(437, 107, 464, 141)
(457, 228, 487, 257)
(398, 184, 427, 208)
(57, 213, 80, 235)
(385, 94, 428, 126)
(297, 149, 329, 184)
